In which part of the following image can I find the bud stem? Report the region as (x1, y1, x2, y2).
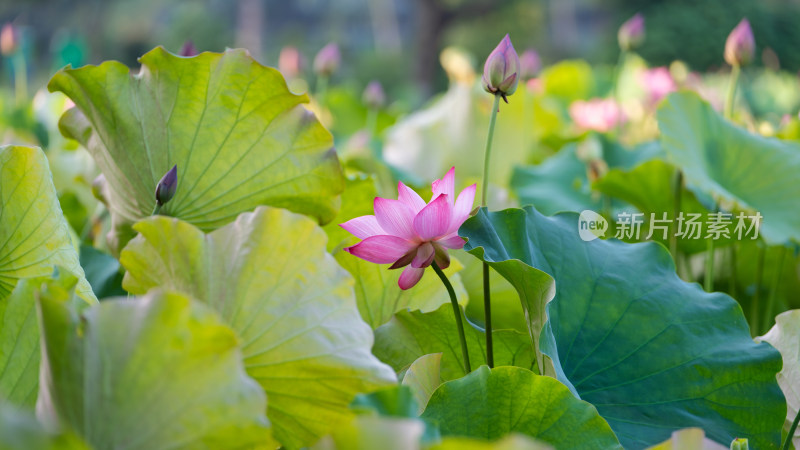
(13, 52, 26, 105)
(724, 64, 741, 120)
(315, 74, 329, 107)
(704, 201, 718, 292)
(152, 203, 162, 216)
(481, 94, 501, 207)
(762, 246, 786, 334)
(480, 93, 501, 368)
(431, 261, 471, 375)
(782, 405, 800, 450)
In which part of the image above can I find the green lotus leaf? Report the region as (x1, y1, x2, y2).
(78, 245, 126, 299)
(511, 139, 660, 216)
(401, 353, 442, 415)
(757, 310, 800, 449)
(460, 207, 785, 448)
(335, 253, 468, 329)
(430, 434, 553, 450)
(0, 402, 88, 450)
(0, 279, 46, 409)
(119, 207, 396, 448)
(657, 91, 800, 245)
(593, 159, 720, 253)
(311, 416, 426, 450)
(511, 144, 600, 215)
(645, 428, 728, 450)
(421, 366, 621, 449)
(372, 303, 535, 381)
(0, 145, 94, 301)
(48, 47, 344, 253)
(36, 274, 270, 448)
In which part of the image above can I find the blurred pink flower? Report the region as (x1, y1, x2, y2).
(569, 98, 624, 133)
(519, 49, 541, 80)
(341, 167, 476, 290)
(278, 46, 305, 79)
(639, 67, 676, 105)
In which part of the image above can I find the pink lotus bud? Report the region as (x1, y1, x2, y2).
(0, 23, 18, 56)
(155, 165, 178, 207)
(362, 81, 386, 109)
(519, 49, 541, 80)
(179, 41, 197, 57)
(725, 19, 755, 67)
(313, 42, 340, 77)
(278, 46, 304, 79)
(618, 13, 645, 51)
(482, 34, 520, 102)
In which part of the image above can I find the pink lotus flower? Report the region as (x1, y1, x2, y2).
(341, 167, 476, 290)
(569, 98, 624, 133)
(639, 67, 676, 105)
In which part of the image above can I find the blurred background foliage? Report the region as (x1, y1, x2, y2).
(2, 0, 800, 106)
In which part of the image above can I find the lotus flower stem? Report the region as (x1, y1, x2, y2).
(728, 245, 738, 299)
(782, 406, 800, 450)
(152, 203, 162, 216)
(762, 246, 786, 334)
(669, 169, 682, 271)
(431, 261, 471, 375)
(612, 50, 627, 134)
(480, 94, 501, 368)
(315, 74, 329, 106)
(13, 52, 26, 104)
(750, 244, 766, 334)
(724, 65, 740, 120)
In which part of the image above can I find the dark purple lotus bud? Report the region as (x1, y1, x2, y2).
(155, 165, 178, 206)
(313, 42, 340, 77)
(0, 23, 18, 56)
(362, 81, 386, 109)
(482, 34, 520, 102)
(278, 46, 304, 79)
(519, 49, 541, 80)
(618, 13, 645, 51)
(725, 19, 755, 67)
(179, 41, 198, 57)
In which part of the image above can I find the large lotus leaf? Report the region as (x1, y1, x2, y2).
(757, 310, 800, 449)
(335, 253, 468, 329)
(460, 207, 785, 449)
(119, 207, 396, 448)
(511, 139, 660, 216)
(372, 303, 535, 381)
(430, 434, 553, 450)
(0, 402, 88, 450)
(421, 366, 622, 449)
(511, 144, 600, 215)
(657, 92, 800, 245)
(401, 353, 442, 415)
(48, 47, 344, 253)
(0, 145, 94, 301)
(593, 159, 720, 254)
(645, 428, 727, 450)
(78, 245, 126, 299)
(1, 279, 46, 409)
(311, 416, 426, 450)
(35, 275, 270, 449)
